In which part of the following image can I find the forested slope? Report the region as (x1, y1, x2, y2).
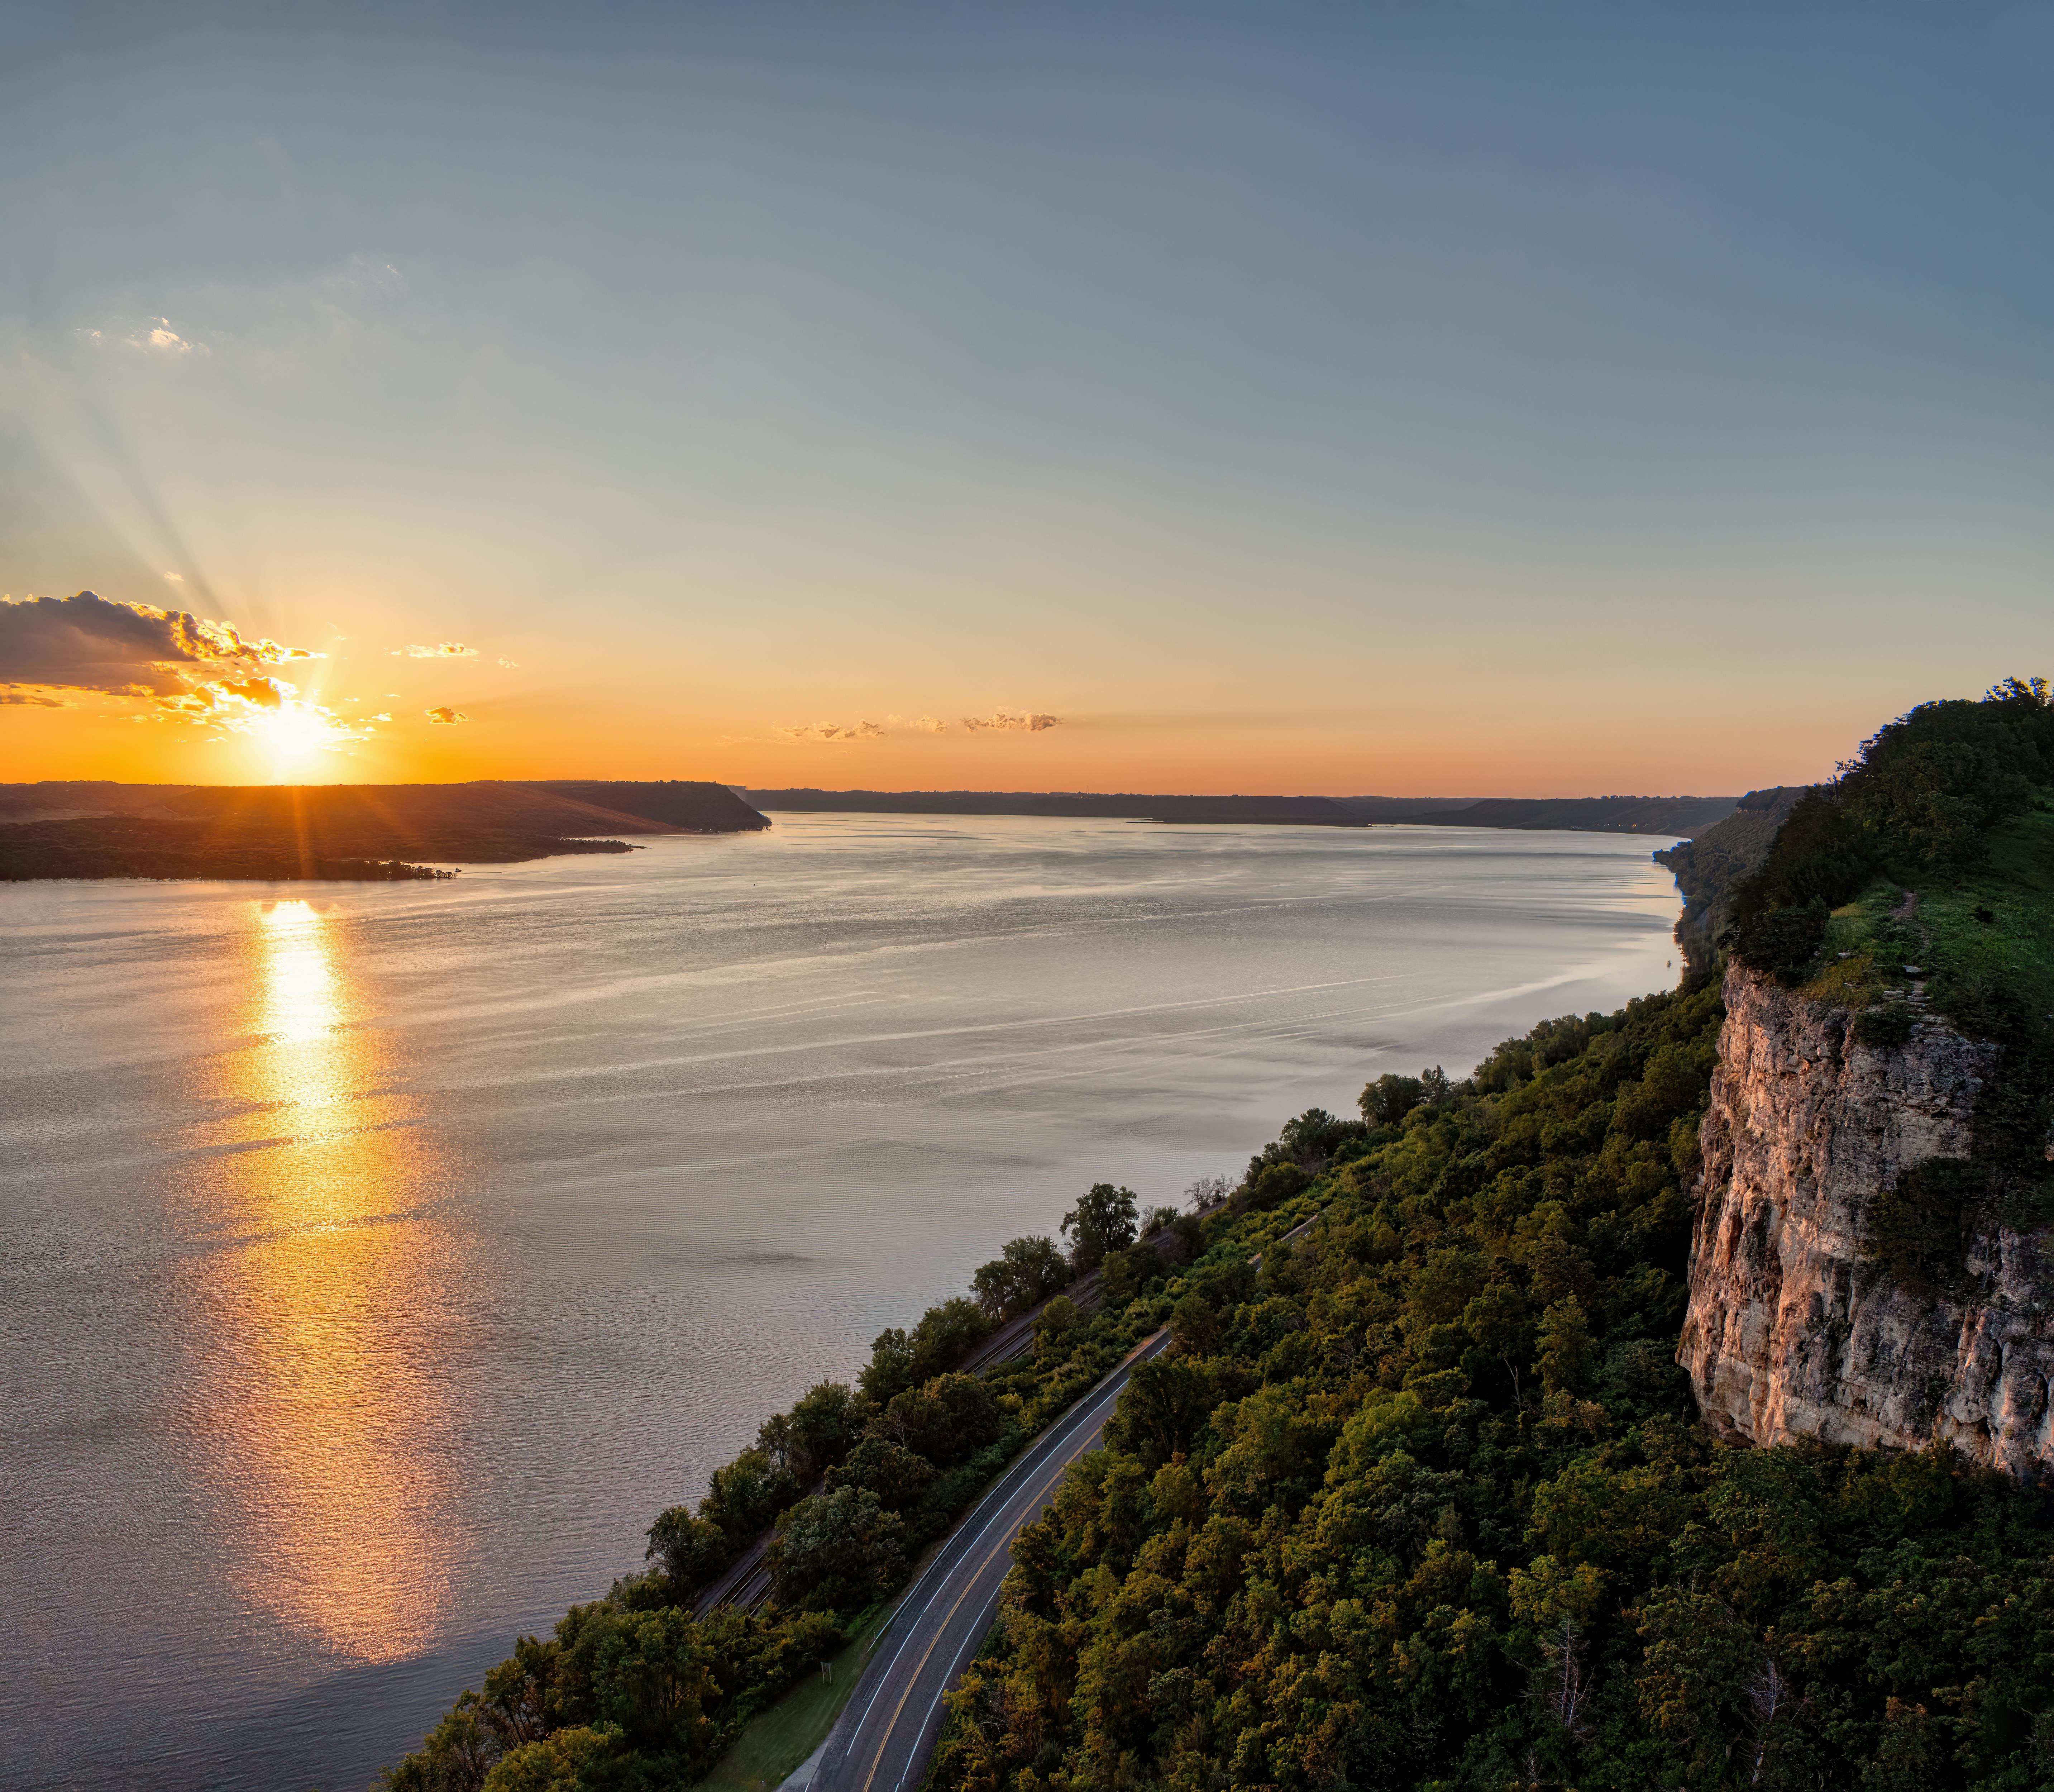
(929, 981, 2054, 1790)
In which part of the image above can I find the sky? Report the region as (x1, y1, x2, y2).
(2, 2, 2050, 793)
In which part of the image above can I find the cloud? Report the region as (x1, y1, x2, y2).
(135, 671, 368, 749)
(497, 655, 519, 668)
(393, 642, 479, 659)
(775, 719, 885, 742)
(80, 318, 209, 356)
(0, 591, 319, 705)
(912, 715, 949, 733)
(425, 706, 468, 725)
(163, 572, 183, 584)
(0, 691, 71, 707)
(961, 707, 1060, 733)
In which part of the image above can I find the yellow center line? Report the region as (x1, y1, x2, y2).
(855, 1332, 1164, 1792)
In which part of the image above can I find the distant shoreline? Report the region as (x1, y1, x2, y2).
(742, 787, 1739, 836)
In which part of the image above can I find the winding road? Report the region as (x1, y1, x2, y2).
(809, 1327, 1172, 1792)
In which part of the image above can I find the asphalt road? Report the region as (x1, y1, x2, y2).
(812, 1327, 1172, 1792)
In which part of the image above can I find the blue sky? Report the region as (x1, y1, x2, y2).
(3, 3, 2049, 789)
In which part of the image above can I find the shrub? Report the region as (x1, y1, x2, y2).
(1869, 1157, 1980, 1295)
(1725, 900, 1829, 984)
(1853, 1004, 1915, 1048)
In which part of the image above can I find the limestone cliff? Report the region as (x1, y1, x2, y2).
(1678, 964, 2054, 1478)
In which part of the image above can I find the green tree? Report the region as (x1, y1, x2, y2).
(970, 1235, 1071, 1320)
(644, 1507, 728, 1594)
(699, 1445, 797, 1540)
(907, 1296, 993, 1382)
(768, 1486, 908, 1613)
(1358, 1072, 1424, 1125)
(879, 1372, 1000, 1467)
(784, 1379, 863, 1479)
(826, 1434, 937, 1511)
(1103, 1356, 1215, 1467)
(480, 1725, 619, 1792)
(1535, 1296, 1597, 1397)
(1034, 1293, 1080, 1359)
(1061, 1182, 1138, 1270)
(858, 1326, 914, 1406)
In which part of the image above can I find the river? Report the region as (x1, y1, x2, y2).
(0, 815, 1682, 1788)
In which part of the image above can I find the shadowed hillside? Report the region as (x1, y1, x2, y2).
(0, 780, 768, 881)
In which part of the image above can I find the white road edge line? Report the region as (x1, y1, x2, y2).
(898, 1335, 1169, 1771)
(837, 1348, 1147, 1760)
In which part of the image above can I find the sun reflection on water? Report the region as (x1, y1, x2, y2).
(189, 898, 464, 1664)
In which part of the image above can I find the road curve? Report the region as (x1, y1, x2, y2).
(812, 1328, 1172, 1792)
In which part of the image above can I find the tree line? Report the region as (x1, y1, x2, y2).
(927, 980, 2054, 1789)
(380, 1164, 1232, 1789)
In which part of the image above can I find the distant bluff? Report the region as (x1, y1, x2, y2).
(522, 780, 770, 831)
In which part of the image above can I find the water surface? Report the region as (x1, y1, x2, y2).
(0, 816, 1682, 1789)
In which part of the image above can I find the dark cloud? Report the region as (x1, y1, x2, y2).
(425, 705, 468, 724)
(0, 590, 316, 699)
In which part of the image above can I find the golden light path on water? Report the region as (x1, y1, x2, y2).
(189, 899, 460, 1662)
(1, 818, 1688, 1791)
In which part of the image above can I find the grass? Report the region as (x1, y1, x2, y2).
(1804, 800, 2054, 1030)
(693, 1603, 896, 1792)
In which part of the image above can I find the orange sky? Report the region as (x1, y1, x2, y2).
(6, 11, 2050, 794)
(0, 628, 1952, 797)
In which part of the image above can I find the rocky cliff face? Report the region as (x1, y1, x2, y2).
(1678, 965, 2054, 1479)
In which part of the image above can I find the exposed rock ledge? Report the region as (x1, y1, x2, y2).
(1678, 965, 2054, 1479)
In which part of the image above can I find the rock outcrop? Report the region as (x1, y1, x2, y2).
(1678, 965, 2054, 1478)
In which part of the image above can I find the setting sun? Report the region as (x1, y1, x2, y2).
(242, 700, 353, 776)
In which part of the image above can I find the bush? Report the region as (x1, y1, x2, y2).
(1853, 1004, 1915, 1048)
(1725, 899, 1829, 984)
(1869, 1157, 1981, 1294)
